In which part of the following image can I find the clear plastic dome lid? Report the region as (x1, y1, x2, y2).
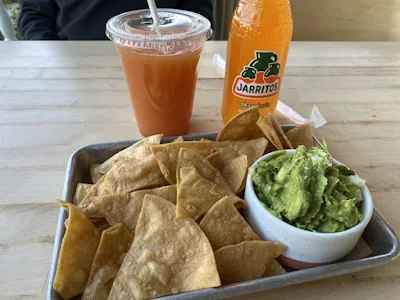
(106, 9, 212, 49)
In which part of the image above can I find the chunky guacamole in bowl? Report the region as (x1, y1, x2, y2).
(252, 145, 366, 233)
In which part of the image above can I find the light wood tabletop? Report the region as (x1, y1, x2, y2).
(0, 41, 399, 300)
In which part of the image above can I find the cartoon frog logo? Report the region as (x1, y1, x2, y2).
(232, 51, 281, 99)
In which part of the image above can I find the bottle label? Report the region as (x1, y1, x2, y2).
(232, 51, 281, 99)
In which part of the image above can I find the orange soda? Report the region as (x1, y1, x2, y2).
(222, 0, 293, 123)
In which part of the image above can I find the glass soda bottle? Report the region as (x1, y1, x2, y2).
(222, 0, 293, 123)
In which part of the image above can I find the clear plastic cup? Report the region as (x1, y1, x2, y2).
(106, 9, 212, 137)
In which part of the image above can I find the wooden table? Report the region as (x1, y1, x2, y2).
(0, 41, 399, 300)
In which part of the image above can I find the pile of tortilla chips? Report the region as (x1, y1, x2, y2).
(54, 107, 314, 299)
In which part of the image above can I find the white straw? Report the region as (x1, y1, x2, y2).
(147, 0, 161, 30)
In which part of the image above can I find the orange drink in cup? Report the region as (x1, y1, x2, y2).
(106, 10, 212, 136)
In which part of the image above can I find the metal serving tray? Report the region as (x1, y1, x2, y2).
(47, 129, 399, 300)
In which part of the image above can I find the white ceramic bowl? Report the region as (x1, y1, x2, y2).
(244, 150, 373, 268)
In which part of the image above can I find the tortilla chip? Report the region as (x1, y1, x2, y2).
(90, 164, 103, 184)
(78, 176, 109, 219)
(206, 151, 225, 170)
(256, 116, 282, 149)
(64, 218, 69, 228)
(265, 142, 278, 154)
(92, 185, 176, 233)
(214, 241, 286, 284)
(53, 200, 101, 299)
(73, 183, 93, 206)
(216, 107, 264, 141)
(207, 153, 248, 194)
(210, 137, 268, 167)
(82, 265, 116, 300)
(176, 167, 232, 218)
(108, 195, 221, 299)
(151, 141, 212, 184)
(256, 116, 276, 146)
(130, 184, 177, 204)
(285, 124, 314, 149)
(257, 115, 293, 150)
(199, 195, 259, 250)
(227, 155, 248, 193)
(268, 115, 293, 149)
(95, 135, 163, 175)
(91, 194, 138, 234)
(82, 224, 133, 300)
(176, 148, 231, 191)
(173, 136, 184, 142)
(104, 154, 168, 194)
(192, 215, 204, 223)
(92, 219, 111, 233)
(263, 259, 286, 277)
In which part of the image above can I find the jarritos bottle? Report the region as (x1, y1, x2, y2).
(222, 0, 293, 123)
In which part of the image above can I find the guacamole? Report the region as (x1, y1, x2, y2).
(252, 145, 365, 233)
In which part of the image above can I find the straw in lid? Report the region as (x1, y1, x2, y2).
(106, 9, 212, 52)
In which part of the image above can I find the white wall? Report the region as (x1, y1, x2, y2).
(291, 0, 400, 41)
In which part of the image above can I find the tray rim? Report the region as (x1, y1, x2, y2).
(46, 131, 400, 300)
